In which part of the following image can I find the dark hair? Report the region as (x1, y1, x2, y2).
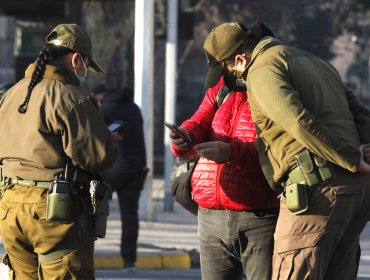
(18, 44, 75, 113)
(224, 37, 260, 66)
(225, 21, 275, 66)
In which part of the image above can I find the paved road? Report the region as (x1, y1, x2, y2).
(96, 268, 370, 280)
(96, 268, 201, 279)
(360, 224, 370, 277)
(93, 220, 370, 280)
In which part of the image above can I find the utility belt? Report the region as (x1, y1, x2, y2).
(4, 177, 89, 193)
(7, 178, 52, 189)
(282, 149, 336, 215)
(0, 168, 112, 239)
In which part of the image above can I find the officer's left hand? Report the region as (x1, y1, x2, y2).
(362, 144, 370, 163)
(194, 141, 230, 163)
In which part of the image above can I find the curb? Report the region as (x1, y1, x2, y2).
(94, 251, 191, 269)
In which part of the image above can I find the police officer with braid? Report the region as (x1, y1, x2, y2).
(0, 24, 118, 279)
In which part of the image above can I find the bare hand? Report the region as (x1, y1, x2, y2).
(357, 145, 370, 173)
(112, 132, 123, 142)
(169, 127, 192, 151)
(363, 144, 370, 163)
(194, 141, 230, 163)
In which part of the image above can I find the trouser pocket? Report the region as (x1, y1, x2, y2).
(272, 231, 323, 280)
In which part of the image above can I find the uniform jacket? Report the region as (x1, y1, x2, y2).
(0, 63, 118, 181)
(99, 88, 147, 187)
(171, 78, 278, 210)
(246, 37, 370, 191)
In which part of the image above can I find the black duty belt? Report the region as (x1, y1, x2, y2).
(9, 178, 52, 190)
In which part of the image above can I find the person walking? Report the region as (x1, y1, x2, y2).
(169, 76, 279, 280)
(98, 87, 148, 272)
(0, 23, 118, 279)
(203, 20, 370, 280)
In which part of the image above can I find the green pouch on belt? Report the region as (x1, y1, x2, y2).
(295, 150, 320, 186)
(314, 156, 335, 182)
(286, 183, 309, 215)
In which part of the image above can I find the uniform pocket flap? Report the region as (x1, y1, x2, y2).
(274, 230, 324, 254)
(0, 204, 8, 220)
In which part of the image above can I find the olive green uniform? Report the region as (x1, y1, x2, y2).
(246, 37, 370, 279)
(246, 37, 368, 191)
(0, 63, 118, 279)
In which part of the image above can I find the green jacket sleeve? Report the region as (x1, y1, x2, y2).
(344, 85, 370, 144)
(247, 65, 360, 172)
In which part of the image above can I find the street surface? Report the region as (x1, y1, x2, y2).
(359, 223, 370, 278)
(95, 268, 370, 280)
(93, 220, 370, 280)
(96, 268, 201, 279)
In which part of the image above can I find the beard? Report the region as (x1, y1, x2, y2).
(223, 72, 247, 92)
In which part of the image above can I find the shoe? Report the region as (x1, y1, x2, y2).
(122, 263, 136, 273)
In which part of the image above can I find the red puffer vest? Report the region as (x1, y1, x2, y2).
(170, 78, 279, 210)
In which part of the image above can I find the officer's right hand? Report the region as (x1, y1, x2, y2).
(362, 144, 370, 163)
(358, 144, 370, 172)
(112, 132, 123, 142)
(170, 127, 191, 151)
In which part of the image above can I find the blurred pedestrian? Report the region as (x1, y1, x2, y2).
(99, 87, 148, 272)
(169, 75, 279, 280)
(203, 20, 370, 280)
(0, 23, 118, 279)
(91, 83, 109, 106)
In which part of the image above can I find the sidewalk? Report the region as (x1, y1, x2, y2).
(94, 177, 199, 269)
(0, 177, 200, 270)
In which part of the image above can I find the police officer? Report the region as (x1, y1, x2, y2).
(0, 24, 118, 279)
(203, 21, 370, 280)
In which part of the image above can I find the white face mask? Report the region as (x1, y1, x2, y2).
(74, 56, 88, 86)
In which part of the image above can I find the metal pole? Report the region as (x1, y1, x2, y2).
(135, 0, 154, 221)
(163, 0, 178, 212)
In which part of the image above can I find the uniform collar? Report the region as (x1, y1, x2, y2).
(25, 63, 80, 86)
(251, 37, 282, 63)
(238, 37, 282, 81)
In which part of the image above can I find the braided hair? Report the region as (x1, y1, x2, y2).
(18, 44, 74, 113)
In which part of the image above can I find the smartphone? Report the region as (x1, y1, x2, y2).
(164, 122, 193, 148)
(108, 120, 128, 133)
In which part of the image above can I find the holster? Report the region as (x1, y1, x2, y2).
(93, 182, 112, 238)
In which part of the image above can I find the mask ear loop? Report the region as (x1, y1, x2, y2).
(73, 55, 87, 85)
(80, 56, 87, 72)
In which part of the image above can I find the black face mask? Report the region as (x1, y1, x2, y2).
(223, 71, 247, 92)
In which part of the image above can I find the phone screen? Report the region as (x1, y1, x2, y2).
(108, 121, 128, 133)
(108, 123, 121, 132)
